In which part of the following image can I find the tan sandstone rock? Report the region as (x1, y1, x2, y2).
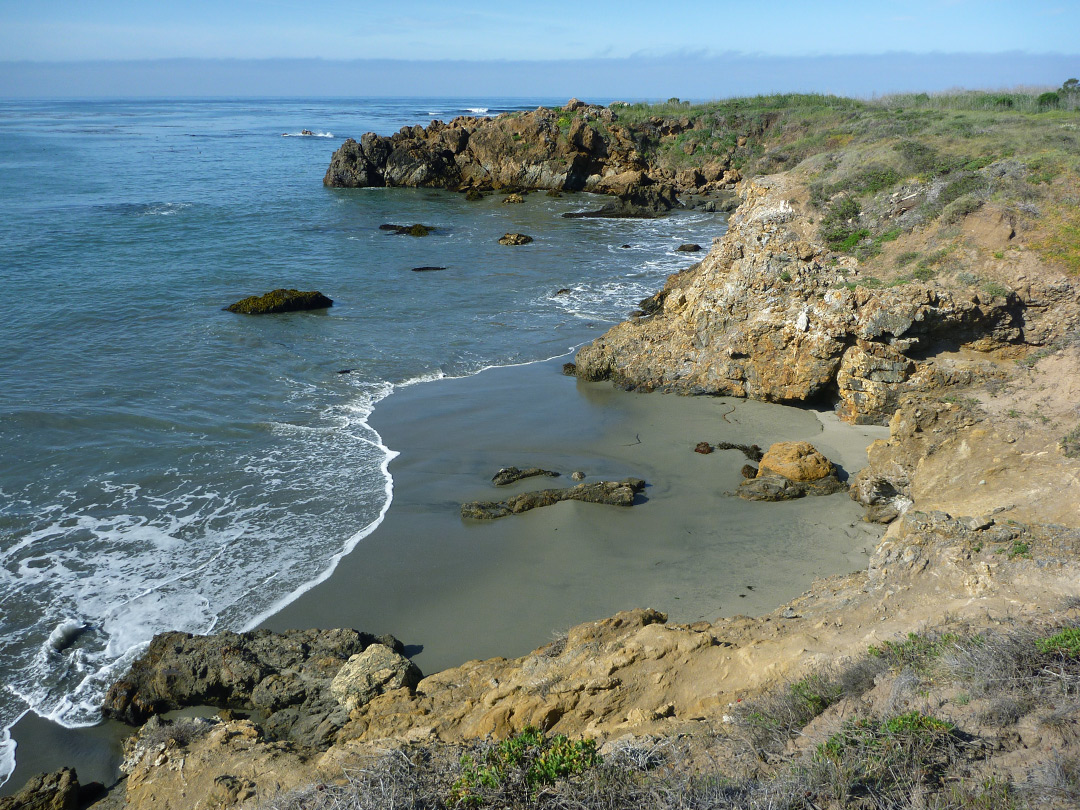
(330, 644, 422, 713)
(757, 441, 834, 481)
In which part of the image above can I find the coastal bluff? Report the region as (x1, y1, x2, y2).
(12, 92, 1080, 809)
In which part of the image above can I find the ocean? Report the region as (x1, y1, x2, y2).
(0, 97, 728, 784)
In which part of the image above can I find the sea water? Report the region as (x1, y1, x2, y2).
(0, 97, 726, 784)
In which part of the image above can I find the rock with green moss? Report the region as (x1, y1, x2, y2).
(226, 289, 333, 314)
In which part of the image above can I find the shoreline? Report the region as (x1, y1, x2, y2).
(2, 355, 888, 794)
(260, 355, 887, 672)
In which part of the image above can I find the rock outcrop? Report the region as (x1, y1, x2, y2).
(573, 175, 1064, 423)
(322, 102, 725, 216)
(461, 478, 646, 520)
(497, 233, 533, 246)
(491, 466, 560, 486)
(226, 289, 332, 315)
(0, 768, 99, 810)
(102, 628, 413, 749)
(329, 645, 422, 713)
(737, 441, 846, 501)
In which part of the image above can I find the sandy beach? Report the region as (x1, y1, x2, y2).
(261, 355, 888, 673)
(4, 354, 888, 792)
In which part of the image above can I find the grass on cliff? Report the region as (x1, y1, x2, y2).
(611, 83, 1080, 275)
(261, 617, 1080, 810)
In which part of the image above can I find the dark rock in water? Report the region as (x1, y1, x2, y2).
(461, 478, 646, 520)
(562, 362, 577, 376)
(563, 184, 680, 219)
(545, 189, 563, 197)
(741, 464, 758, 479)
(737, 472, 847, 501)
(226, 289, 332, 314)
(0, 767, 101, 810)
(715, 441, 764, 461)
(101, 628, 411, 750)
(337, 369, 354, 374)
(621, 244, 632, 249)
(571, 471, 586, 481)
(301, 129, 314, 136)
(555, 288, 571, 295)
(676, 243, 702, 252)
(380, 223, 433, 236)
(502, 193, 524, 204)
(464, 188, 484, 201)
(498, 232, 533, 246)
(492, 466, 561, 486)
(694, 442, 713, 454)
(411, 266, 447, 272)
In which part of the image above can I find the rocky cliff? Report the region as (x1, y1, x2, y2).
(322, 99, 741, 214)
(575, 174, 1079, 424)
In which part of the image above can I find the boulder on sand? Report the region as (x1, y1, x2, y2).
(737, 442, 845, 501)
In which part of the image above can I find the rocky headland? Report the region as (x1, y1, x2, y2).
(14, 92, 1080, 809)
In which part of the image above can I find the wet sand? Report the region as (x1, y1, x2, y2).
(3, 356, 888, 794)
(262, 357, 888, 673)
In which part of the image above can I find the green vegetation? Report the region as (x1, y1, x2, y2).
(868, 630, 960, 670)
(1036, 627, 1080, 658)
(450, 727, 600, 806)
(1061, 425, 1080, 458)
(612, 84, 1080, 272)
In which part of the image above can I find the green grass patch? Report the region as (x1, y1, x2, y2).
(869, 631, 960, 670)
(1036, 628, 1080, 658)
(450, 727, 600, 807)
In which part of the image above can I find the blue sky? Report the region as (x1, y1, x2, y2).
(2, 0, 1077, 61)
(0, 1, 1077, 97)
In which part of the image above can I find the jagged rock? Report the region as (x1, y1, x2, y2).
(738, 472, 847, 501)
(757, 441, 834, 482)
(329, 644, 423, 713)
(715, 441, 763, 461)
(574, 175, 1029, 422)
(498, 233, 533, 246)
(102, 628, 402, 749)
(461, 478, 646, 519)
(492, 466, 561, 486)
(226, 289, 332, 314)
(694, 442, 713, 454)
(563, 184, 680, 219)
(0, 768, 92, 810)
(502, 193, 524, 204)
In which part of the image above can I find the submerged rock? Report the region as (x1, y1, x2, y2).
(462, 478, 646, 519)
(411, 266, 447, 272)
(498, 232, 533, 246)
(492, 466, 561, 486)
(226, 289, 332, 314)
(676, 243, 702, 252)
